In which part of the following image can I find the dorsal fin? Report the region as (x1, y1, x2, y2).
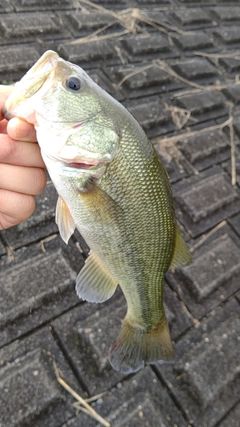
(169, 226, 192, 270)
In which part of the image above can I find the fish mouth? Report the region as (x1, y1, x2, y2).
(61, 157, 106, 179)
(44, 151, 105, 171)
(63, 159, 103, 170)
(3, 51, 59, 120)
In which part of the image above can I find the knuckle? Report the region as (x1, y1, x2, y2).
(0, 191, 36, 230)
(15, 194, 36, 223)
(33, 168, 47, 195)
(21, 195, 36, 217)
(0, 135, 16, 162)
(15, 193, 36, 219)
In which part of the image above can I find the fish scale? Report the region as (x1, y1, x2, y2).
(3, 50, 192, 374)
(76, 132, 175, 330)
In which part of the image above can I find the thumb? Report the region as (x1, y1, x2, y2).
(7, 117, 37, 142)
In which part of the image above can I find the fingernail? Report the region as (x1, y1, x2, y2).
(7, 118, 35, 140)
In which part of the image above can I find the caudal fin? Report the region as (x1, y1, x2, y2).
(109, 315, 174, 374)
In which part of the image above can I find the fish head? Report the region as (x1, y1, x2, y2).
(3, 50, 120, 180)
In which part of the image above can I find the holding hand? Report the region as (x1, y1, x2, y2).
(0, 85, 46, 230)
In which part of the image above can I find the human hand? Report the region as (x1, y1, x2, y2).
(0, 85, 47, 230)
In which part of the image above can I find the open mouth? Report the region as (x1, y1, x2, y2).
(66, 161, 98, 170)
(43, 150, 105, 173)
(62, 156, 105, 171)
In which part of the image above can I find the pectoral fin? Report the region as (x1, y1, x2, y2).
(169, 226, 192, 270)
(80, 180, 123, 217)
(56, 196, 75, 244)
(76, 251, 118, 303)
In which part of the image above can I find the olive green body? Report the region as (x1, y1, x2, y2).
(46, 98, 176, 331)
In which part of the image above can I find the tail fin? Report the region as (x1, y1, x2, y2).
(109, 315, 174, 375)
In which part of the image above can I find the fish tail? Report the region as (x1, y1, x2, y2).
(109, 315, 174, 374)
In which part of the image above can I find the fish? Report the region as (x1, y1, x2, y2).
(3, 50, 192, 374)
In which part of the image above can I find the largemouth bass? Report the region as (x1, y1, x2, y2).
(3, 51, 192, 374)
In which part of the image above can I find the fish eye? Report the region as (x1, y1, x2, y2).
(65, 76, 81, 92)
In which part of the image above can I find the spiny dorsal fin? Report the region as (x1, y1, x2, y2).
(56, 196, 75, 244)
(76, 251, 118, 303)
(169, 226, 192, 270)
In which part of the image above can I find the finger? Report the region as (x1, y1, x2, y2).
(0, 119, 8, 134)
(0, 189, 36, 230)
(0, 164, 47, 196)
(0, 85, 14, 120)
(7, 117, 37, 142)
(0, 134, 45, 168)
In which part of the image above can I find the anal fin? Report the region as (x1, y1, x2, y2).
(170, 226, 192, 270)
(76, 251, 118, 303)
